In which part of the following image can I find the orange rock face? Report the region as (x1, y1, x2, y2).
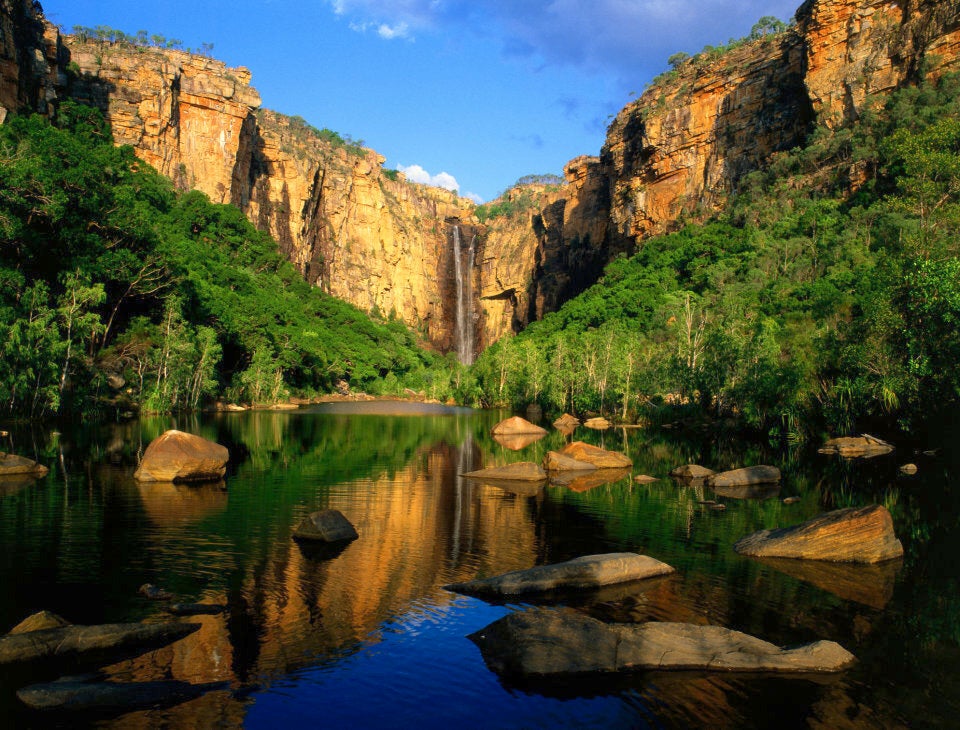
(734, 504, 904, 563)
(133, 430, 229, 483)
(3, 0, 959, 358)
(559, 441, 632, 468)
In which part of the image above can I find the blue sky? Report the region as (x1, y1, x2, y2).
(41, 0, 799, 202)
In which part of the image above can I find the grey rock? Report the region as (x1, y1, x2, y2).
(707, 465, 781, 487)
(445, 553, 674, 598)
(292, 509, 358, 543)
(469, 609, 855, 677)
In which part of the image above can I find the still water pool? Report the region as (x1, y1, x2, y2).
(1, 404, 958, 728)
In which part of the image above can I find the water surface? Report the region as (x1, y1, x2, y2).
(0, 406, 957, 728)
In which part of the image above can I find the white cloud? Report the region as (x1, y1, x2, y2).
(398, 164, 460, 192)
(326, 1, 799, 82)
(377, 22, 411, 40)
(463, 191, 484, 204)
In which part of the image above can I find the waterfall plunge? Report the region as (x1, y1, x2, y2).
(452, 225, 475, 365)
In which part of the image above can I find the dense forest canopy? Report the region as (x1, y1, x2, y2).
(470, 73, 960, 441)
(0, 103, 443, 418)
(2, 67, 959, 441)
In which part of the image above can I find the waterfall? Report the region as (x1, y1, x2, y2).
(452, 225, 475, 365)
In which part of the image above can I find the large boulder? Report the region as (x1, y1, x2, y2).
(559, 441, 632, 468)
(669, 464, 714, 479)
(542, 451, 597, 472)
(133, 430, 228, 483)
(444, 553, 674, 598)
(553, 413, 580, 430)
(491, 416, 548, 436)
(292, 509, 359, 543)
(462, 462, 547, 482)
(469, 609, 855, 677)
(707, 465, 781, 488)
(583, 417, 611, 430)
(818, 434, 893, 458)
(0, 453, 49, 478)
(734, 505, 904, 563)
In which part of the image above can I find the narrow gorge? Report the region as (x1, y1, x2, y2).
(2, 0, 959, 359)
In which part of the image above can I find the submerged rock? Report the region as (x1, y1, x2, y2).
(711, 483, 781, 500)
(292, 509, 359, 543)
(165, 603, 227, 616)
(444, 553, 674, 598)
(552, 468, 631, 493)
(493, 432, 545, 451)
(491, 416, 548, 436)
(0, 621, 200, 666)
(559, 442, 631, 468)
(734, 505, 904, 563)
(633, 474, 659, 484)
(133, 430, 229, 483)
(0, 453, 49, 478)
(462, 462, 547, 482)
(17, 677, 228, 712)
(669, 464, 714, 479)
(818, 434, 893, 458)
(139, 584, 174, 600)
(707, 465, 781, 487)
(583, 417, 611, 430)
(469, 609, 855, 677)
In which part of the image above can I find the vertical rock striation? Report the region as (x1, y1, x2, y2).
(1, 0, 958, 356)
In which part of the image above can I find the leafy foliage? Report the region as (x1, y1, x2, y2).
(0, 103, 438, 417)
(471, 74, 960, 439)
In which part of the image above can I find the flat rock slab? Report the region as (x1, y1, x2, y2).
(133, 430, 229, 483)
(560, 442, 632, 468)
(0, 622, 200, 666)
(292, 509, 358, 543)
(669, 464, 714, 479)
(462, 462, 547, 482)
(18, 678, 228, 712)
(707, 465, 781, 487)
(734, 504, 903, 563)
(469, 609, 855, 677)
(543, 451, 598, 472)
(491, 416, 548, 436)
(445, 553, 674, 598)
(818, 435, 893, 458)
(0, 453, 49, 478)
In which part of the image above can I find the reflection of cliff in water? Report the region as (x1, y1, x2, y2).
(105, 435, 541, 708)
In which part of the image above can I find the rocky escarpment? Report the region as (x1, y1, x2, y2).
(481, 0, 960, 334)
(2, 0, 959, 356)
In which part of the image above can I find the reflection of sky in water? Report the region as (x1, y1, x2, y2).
(0, 407, 956, 727)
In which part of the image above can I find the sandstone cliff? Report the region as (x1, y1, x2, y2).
(478, 0, 959, 335)
(2, 0, 959, 358)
